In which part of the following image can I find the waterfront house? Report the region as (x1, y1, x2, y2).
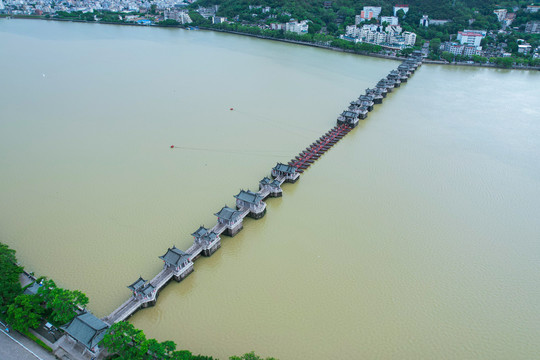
(271, 163, 300, 183)
(337, 110, 359, 127)
(127, 276, 156, 305)
(366, 87, 385, 102)
(259, 177, 283, 198)
(215, 205, 244, 236)
(191, 226, 221, 256)
(348, 103, 368, 119)
(59, 312, 109, 358)
(358, 94, 375, 109)
(159, 246, 194, 280)
(235, 190, 266, 219)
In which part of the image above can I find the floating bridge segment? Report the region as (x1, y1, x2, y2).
(102, 51, 424, 326)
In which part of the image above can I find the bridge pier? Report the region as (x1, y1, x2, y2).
(248, 207, 266, 219)
(223, 222, 243, 237)
(202, 241, 221, 257)
(173, 264, 194, 282)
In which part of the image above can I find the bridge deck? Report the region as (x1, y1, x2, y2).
(102, 56, 422, 326)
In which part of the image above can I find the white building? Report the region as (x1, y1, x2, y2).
(164, 9, 192, 24)
(285, 20, 309, 34)
(353, 23, 416, 48)
(375, 31, 387, 44)
(381, 16, 399, 25)
(393, 4, 409, 16)
(357, 6, 381, 22)
(346, 25, 360, 37)
(212, 16, 226, 24)
(463, 45, 481, 56)
(403, 31, 416, 46)
(445, 42, 464, 55)
(493, 9, 507, 22)
(518, 44, 532, 54)
(457, 31, 485, 46)
(386, 25, 402, 35)
(419, 15, 429, 26)
(443, 42, 481, 56)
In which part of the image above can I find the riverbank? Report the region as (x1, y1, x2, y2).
(3, 15, 539, 71)
(202, 27, 540, 71)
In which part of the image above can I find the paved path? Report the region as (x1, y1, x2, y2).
(0, 326, 57, 360)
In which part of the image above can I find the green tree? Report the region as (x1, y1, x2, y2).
(230, 351, 278, 360)
(6, 294, 44, 332)
(430, 38, 441, 54)
(400, 47, 414, 56)
(0, 243, 23, 313)
(170, 350, 193, 360)
(37, 279, 89, 325)
(495, 56, 515, 68)
(159, 19, 180, 26)
(441, 51, 454, 63)
(102, 321, 149, 360)
(472, 54, 487, 63)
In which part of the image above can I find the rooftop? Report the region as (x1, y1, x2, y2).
(235, 190, 263, 204)
(140, 284, 155, 297)
(127, 277, 147, 292)
(214, 206, 242, 221)
(260, 177, 272, 185)
(61, 312, 109, 350)
(159, 246, 190, 267)
(191, 226, 208, 238)
(273, 163, 297, 174)
(341, 111, 358, 118)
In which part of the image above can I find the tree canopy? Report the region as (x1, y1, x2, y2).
(0, 242, 24, 313)
(37, 279, 89, 325)
(102, 321, 217, 360)
(6, 294, 44, 332)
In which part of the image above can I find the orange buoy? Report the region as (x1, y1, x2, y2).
(230, 108, 234, 111)
(170, 145, 174, 149)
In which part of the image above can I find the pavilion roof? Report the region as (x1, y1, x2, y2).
(159, 246, 190, 267)
(214, 206, 242, 221)
(234, 190, 263, 204)
(273, 163, 297, 174)
(61, 312, 108, 350)
(191, 226, 208, 238)
(127, 277, 147, 292)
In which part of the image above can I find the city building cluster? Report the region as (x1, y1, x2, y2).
(440, 29, 486, 56)
(341, 5, 417, 49)
(345, 23, 416, 48)
(0, 0, 192, 16)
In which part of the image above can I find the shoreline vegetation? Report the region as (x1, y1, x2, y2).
(2, 14, 539, 71)
(0, 242, 274, 360)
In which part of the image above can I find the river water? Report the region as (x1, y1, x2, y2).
(1, 19, 540, 360)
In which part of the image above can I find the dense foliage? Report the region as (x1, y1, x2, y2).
(103, 321, 223, 360)
(191, 0, 538, 37)
(37, 278, 89, 325)
(6, 294, 44, 332)
(0, 243, 24, 314)
(230, 352, 277, 360)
